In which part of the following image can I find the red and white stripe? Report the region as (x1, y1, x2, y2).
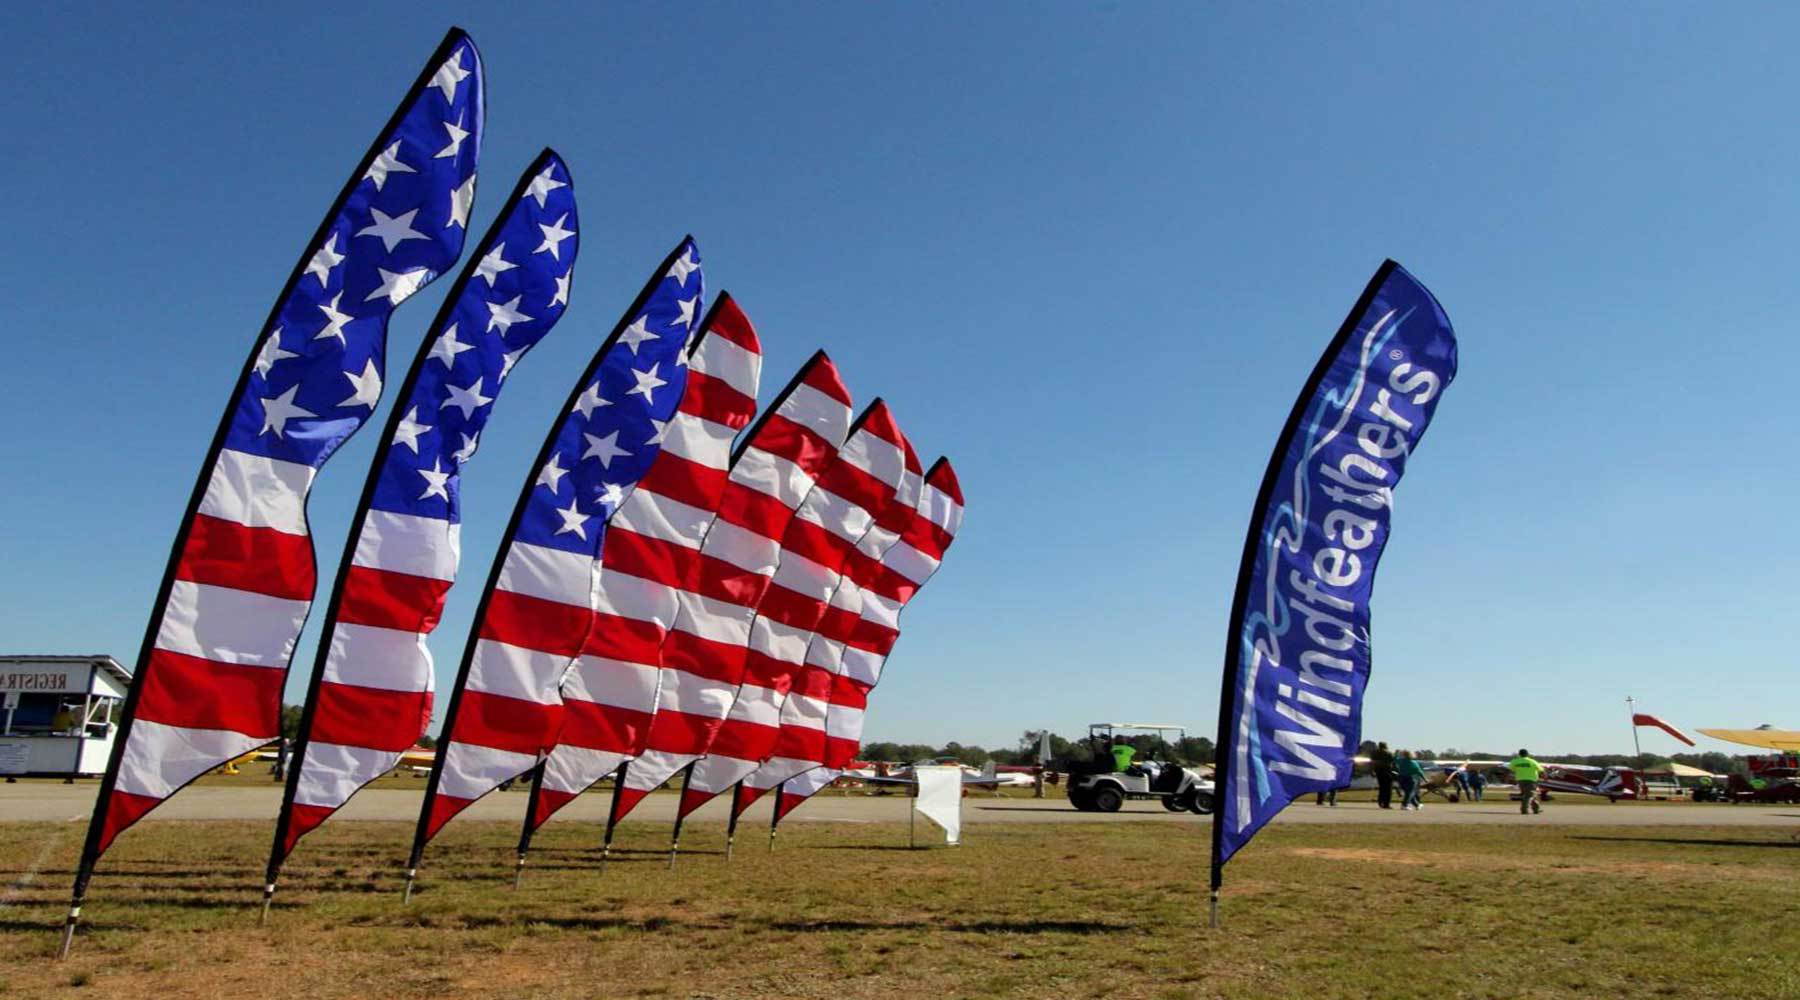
(756, 458, 964, 819)
(523, 298, 762, 832)
(601, 378, 868, 819)
(730, 436, 926, 806)
(280, 506, 458, 853)
(102, 449, 318, 851)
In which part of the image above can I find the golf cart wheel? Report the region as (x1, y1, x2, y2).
(1188, 791, 1215, 815)
(1161, 795, 1185, 812)
(1093, 787, 1124, 813)
(1068, 788, 1095, 811)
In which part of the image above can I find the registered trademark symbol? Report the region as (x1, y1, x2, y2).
(1388, 349, 1404, 361)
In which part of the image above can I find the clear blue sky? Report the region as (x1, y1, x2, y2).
(2, 5, 1791, 757)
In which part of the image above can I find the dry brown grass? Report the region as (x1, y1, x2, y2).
(2, 815, 1796, 999)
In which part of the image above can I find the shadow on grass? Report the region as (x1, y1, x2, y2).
(769, 919, 1130, 934)
(1569, 835, 1800, 849)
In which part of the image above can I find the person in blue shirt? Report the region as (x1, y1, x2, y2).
(1397, 751, 1427, 811)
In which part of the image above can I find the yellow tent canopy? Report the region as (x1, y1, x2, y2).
(1697, 728, 1800, 752)
(1641, 761, 1716, 778)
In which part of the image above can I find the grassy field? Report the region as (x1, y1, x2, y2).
(1, 815, 1795, 999)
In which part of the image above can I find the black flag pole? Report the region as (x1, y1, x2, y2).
(724, 782, 744, 862)
(599, 761, 631, 872)
(768, 780, 786, 852)
(668, 762, 698, 870)
(514, 760, 548, 889)
(1207, 261, 1401, 930)
(56, 28, 476, 959)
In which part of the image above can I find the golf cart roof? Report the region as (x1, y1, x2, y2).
(1090, 722, 1187, 732)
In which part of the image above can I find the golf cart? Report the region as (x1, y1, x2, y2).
(1066, 723, 1214, 814)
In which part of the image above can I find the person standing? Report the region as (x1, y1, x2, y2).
(1369, 742, 1396, 809)
(1314, 787, 1338, 807)
(1397, 750, 1426, 810)
(1508, 749, 1544, 815)
(1450, 767, 1472, 802)
(1469, 768, 1487, 802)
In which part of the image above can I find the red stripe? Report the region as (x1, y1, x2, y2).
(813, 459, 891, 516)
(773, 724, 826, 761)
(135, 647, 283, 736)
(926, 459, 963, 506)
(97, 789, 163, 856)
(860, 559, 923, 606)
(660, 629, 749, 686)
(642, 710, 720, 755)
(678, 369, 756, 430)
(479, 590, 591, 658)
(311, 681, 431, 752)
(773, 789, 809, 823)
(176, 513, 315, 600)
(337, 565, 452, 633)
(753, 582, 827, 632)
(691, 551, 769, 607)
(790, 665, 834, 700)
(281, 801, 335, 856)
(829, 674, 870, 709)
(815, 601, 863, 643)
(633, 454, 730, 519)
(856, 402, 903, 449)
(901, 516, 953, 562)
(424, 792, 474, 841)
(780, 517, 853, 572)
(733, 782, 771, 816)
(677, 785, 717, 820)
(602, 526, 700, 589)
(558, 697, 650, 754)
(583, 609, 668, 666)
(451, 691, 562, 757)
(702, 294, 761, 352)
(739, 649, 801, 691)
(714, 482, 795, 543)
(530, 787, 579, 831)
(609, 784, 653, 822)
(800, 354, 851, 407)
(824, 737, 860, 769)
(708, 717, 780, 759)
(848, 619, 899, 655)
(745, 414, 835, 477)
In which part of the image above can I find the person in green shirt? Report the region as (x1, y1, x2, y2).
(1110, 738, 1137, 775)
(1397, 750, 1427, 810)
(1508, 749, 1543, 814)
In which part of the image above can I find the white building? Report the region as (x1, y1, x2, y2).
(0, 655, 130, 779)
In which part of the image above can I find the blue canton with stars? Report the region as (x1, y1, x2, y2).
(368, 151, 578, 525)
(224, 31, 483, 470)
(513, 239, 703, 556)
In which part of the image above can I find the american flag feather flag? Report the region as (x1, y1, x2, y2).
(265, 150, 580, 888)
(407, 239, 699, 876)
(730, 432, 926, 813)
(512, 296, 764, 852)
(72, 30, 483, 889)
(518, 349, 855, 844)
(748, 457, 964, 824)
(608, 402, 920, 824)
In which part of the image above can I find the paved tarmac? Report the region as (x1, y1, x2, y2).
(6, 781, 1799, 828)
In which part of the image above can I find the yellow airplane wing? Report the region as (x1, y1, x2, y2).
(1697, 728, 1800, 752)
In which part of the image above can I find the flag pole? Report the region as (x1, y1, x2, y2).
(1626, 696, 1642, 761)
(56, 28, 477, 957)
(599, 762, 630, 873)
(514, 759, 548, 889)
(724, 782, 743, 862)
(668, 762, 697, 870)
(768, 780, 785, 852)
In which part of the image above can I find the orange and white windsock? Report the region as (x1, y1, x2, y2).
(517, 297, 764, 835)
(733, 456, 958, 817)
(608, 399, 915, 821)
(759, 458, 964, 823)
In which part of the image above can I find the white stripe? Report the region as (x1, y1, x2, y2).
(769, 550, 836, 602)
(780, 383, 852, 446)
(658, 411, 736, 471)
(825, 706, 863, 741)
(881, 539, 939, 588)
(198, 448, 315, 533)
(728, 446, 815, 509)
(625, 748, 691, 792)
(749, 615, 814, 666)
(921, 483, 963, 536)
(839, 431, 905, 490)
(114, 720, 263, 800)
(291, 742, 398, 808)
(826, 578, 864, 615)
(322, 622, 433, 694)
(688, 756, 756, 795)
(689, 333, 761, 401)
(652, 669, 737, 717)
(788, 766, 839, 797)
(497, 541, 594, 608)
(795, 485, 872, 544)
(594, 570, 680, 630)
(354, 509, 460, 581)
(853, 523, 901, 561)
(465, 639, 569, 705)
(696, 518, 780, 575)
(437, 741, 537, 802)
(723, 683, 784, 726)
(857, 592, 904, 633)
(672, 591, 755, 646)
(609, 490, 715, 551)
(541, 744, 628, 796)
(746, 755, 814, 790)
(780, 690, 828, 729)
(840, 644, 884, 687)
(563, 654, 660, 712)
(155, 580, 307, 668)
(803, 635, 848, 672)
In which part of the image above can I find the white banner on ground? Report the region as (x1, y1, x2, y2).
(913, 766, 962, 845)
